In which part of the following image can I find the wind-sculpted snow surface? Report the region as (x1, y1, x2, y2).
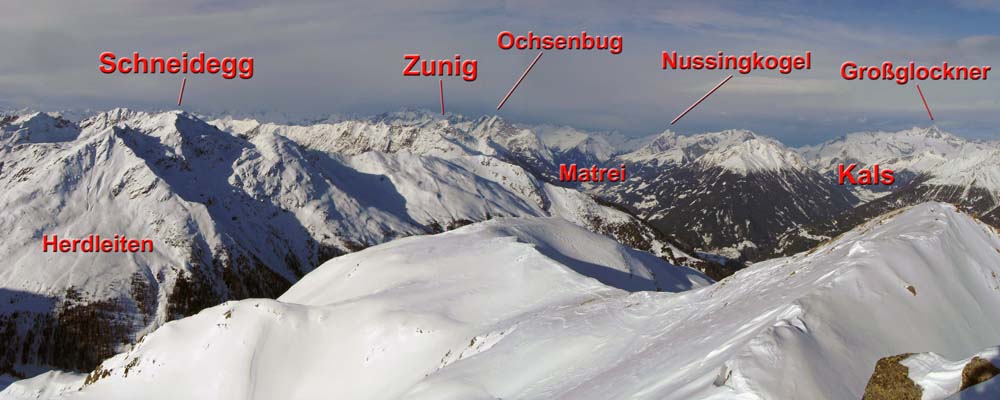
(7, 203, 1000, 399)
(0, 217, 710, 399)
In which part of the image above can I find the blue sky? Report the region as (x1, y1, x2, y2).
(1, 0, 999, 145)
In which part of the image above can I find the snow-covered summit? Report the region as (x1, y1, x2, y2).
(0, 112, 79, 144)
(208, 112, 563, 179)
(534, 124, 654, 163)
(799, 125, 1000, 196)
(370, 108, 465, 126)
(1, 216, 711, 399)
(621, 129, 808, 174)
(694, 135, 809, 173)
(799, 125, 988, 173)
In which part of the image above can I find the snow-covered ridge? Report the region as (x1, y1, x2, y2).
(208, 111, 553, 161)
(694, 135, 809, 173)
(1, 217, 711, 399)
(799, 125, 1000, 192)
(799, 126, 971, 172)
(621, 129, 809, 174)
(533, 124, 654, 163)
(8, 202, 1000, 399)
(925, 148, 1000, 192)
(177, 110, 1000, 188)
(0, 112, 79, 144)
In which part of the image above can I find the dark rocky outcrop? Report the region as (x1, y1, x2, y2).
(862, 353, 922, 400)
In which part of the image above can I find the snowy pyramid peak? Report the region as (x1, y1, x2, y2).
(693, 132, 808, 174)
(622, 128, 806, 173)
(0, 112, 79, 144)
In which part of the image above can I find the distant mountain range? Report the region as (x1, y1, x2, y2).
(540, 123, 1000, 262)
(599, 129, 858, 262)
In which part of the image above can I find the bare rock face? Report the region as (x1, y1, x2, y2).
(862, 354, 923, 400)
(961, 356, 1000, 392)
(862, 349, 1000, 400)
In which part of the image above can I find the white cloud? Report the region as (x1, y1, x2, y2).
(725, 76, 843, 95)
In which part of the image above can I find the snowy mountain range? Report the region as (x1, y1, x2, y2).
(1, 107, 999, 397)
(537, 122, 1000, 263)
(800, 126, 998, 200)
(603, 129, 858, 262)
(0, 108, 704, 378)
(779, 126, 1000, 255)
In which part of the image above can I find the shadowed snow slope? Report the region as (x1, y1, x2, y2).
(5, 203, 1000, 400)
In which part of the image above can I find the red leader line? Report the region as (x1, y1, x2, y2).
(671, 74, 734, 125)
(177, 77, 187, 107)
(497, 51, 543, 110)
(439, 79, 445, 115)
(916, 84, 934, 121)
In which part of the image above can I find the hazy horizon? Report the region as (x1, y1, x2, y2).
(3, 0, 999, 146)
(5, 105, 978, 148)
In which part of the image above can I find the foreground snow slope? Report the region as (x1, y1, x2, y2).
(1, 217, 709, 399)
(6, 203, 1000, 399)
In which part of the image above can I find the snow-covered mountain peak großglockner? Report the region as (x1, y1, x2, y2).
(5, 202, 999, 399)
(799, 125, 973, 173)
